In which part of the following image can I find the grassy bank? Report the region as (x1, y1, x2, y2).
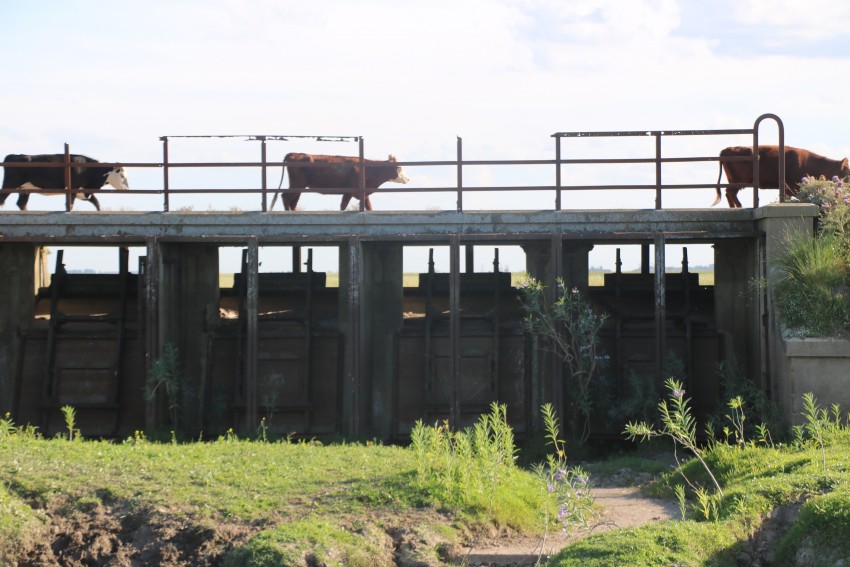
(5, 389, 846, 566)
(551, 404, 850, 566)
(0, 411, 547, 565)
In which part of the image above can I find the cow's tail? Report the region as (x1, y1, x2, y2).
(711, 158, 723, 207)
(269, 155, 289, 210)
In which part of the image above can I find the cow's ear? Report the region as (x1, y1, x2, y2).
(388, 155, 396, 162)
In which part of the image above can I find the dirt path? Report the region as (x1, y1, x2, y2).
(454, 486, 679, 566)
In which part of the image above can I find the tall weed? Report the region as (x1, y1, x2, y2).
(409, 403, 518, 514)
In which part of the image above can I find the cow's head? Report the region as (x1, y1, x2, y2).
(387, 155, 410, 184)
(106, 166, 130, 190)
(841, 157, 850, 178)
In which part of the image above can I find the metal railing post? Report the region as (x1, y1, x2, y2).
(63, 143, 72, 212)
(753, 113, 785, 205)
(358, 137, 366, 212)
(457, 137, 463, 212)
(655, 133, 662, 209)
(555, 135, 562, 210)
(161, 137, 170, 212)
(260, 137, 268, 212)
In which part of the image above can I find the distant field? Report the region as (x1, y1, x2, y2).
(221, 270, 714, 288)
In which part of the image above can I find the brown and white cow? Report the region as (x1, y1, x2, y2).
(713, 145, 850, 208)
(1, 153, 129, 210)
(271, 153, 409, 211)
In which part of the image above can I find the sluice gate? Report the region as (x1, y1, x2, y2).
(0, 205, 818, 440)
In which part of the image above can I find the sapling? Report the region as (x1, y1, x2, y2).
(60, 405, 77, 442)
(518, 277, 608, 441)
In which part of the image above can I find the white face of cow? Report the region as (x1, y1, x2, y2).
(392, 166, 410, 184)
(106, 167, 130, 190)
(387, 155, 410, 184)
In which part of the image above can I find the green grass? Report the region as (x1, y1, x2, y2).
(1, 403, 849, 565)
(0, 422, 545, 564)
(549, 431, 850, 566)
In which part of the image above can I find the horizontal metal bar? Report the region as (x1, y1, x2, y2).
(552, 128, 754, 138)
(159, 134, 360, 142)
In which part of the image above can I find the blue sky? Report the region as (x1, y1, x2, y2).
(2, 0, 849, 271)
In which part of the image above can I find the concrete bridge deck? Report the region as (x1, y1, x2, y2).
(0, 207, 791, 244)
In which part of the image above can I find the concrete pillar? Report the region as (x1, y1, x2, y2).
(361, 243, 403, 440)
(562, 242, 594, 293)
(755, 203, 818, 415)
(0, 245, 36, 416)
(157, 243, 220, 432)
(714, 239, 758, 380)
(338, 238, 362, 437)
(521, 239, 563, 431)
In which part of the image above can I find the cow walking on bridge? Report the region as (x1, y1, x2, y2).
(1, 154, 129, 211)
(713, 145, 850, 208)
(271, 153, 409, 211)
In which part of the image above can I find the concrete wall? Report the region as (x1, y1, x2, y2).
(361, 243, 404, 440)
(772, 334, 850, 426)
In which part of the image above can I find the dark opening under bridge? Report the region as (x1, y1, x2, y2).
(0, 114, 817, 440)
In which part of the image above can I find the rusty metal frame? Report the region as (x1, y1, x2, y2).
(0, 115, 786, 213)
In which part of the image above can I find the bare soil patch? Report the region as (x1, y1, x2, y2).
(453, 485, 679, 566)
(16, 496, 255, 566)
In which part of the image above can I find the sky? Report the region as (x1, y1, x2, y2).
(2, 0, 850, 273)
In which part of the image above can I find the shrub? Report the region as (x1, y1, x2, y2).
(517, 277, 608, 441)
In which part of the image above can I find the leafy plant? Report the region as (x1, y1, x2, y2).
(145, 342, 182, 427)
(518, 276, 608, 441)
(60, 405, 77, 442)
(534, 403, 596, 545)
(409, 403, 523, 520)
(799, 393, 846, 472)
(709, 356, 784, 443)
(726, 396, 746, 447)
(625, 378, 723, 500)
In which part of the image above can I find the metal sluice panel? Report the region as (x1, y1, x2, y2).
(206, 326, 341, 436)
(396, 334, 528, 437)
(15, 333, 145, 436)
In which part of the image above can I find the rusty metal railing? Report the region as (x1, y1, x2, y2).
(0, 114, 784, 212)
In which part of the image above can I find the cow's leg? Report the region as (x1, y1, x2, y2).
(725, 189, 742, 208)
(363, 194, 373, 211)
(16, 192, 29, 210)
(284, 192, 300, 211)
(339, 193, 353, 211)
(86, 194, 101, 211)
